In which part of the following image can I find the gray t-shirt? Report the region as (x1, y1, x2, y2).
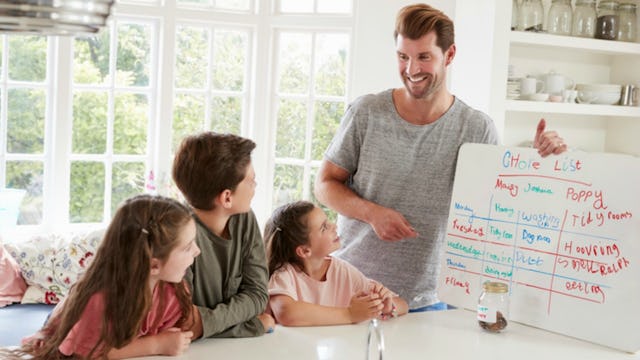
(325, 89, 499, 309)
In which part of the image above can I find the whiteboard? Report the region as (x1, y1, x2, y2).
(437, 143, 640, 353)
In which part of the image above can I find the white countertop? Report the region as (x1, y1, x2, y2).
(143, 309, 638, 359)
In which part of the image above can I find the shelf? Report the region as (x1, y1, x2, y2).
(510, 31, 640, 56)
(505, 100, 640, 118)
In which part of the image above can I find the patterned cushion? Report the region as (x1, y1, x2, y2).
(4, 229, 104, 304)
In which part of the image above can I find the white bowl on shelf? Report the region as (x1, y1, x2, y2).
(575, 83, 622, 93)
(576, 90, 621, 105)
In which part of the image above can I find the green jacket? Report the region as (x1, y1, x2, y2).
(186, 210, 269, 338)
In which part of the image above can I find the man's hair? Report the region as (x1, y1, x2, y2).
(394, 3, 455, 53)
(172, 132, 256, 210)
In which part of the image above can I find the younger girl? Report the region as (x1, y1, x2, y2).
(15, 194, 201, 359)
(265, 201, 408, 326)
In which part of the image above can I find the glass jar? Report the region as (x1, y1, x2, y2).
(595, 1, 620, 40)
(512, 0, 519, 30)
(572, 0, 597, 37)
(548, 0, 573, 35)
(617, 3, 637, 42)
(477, 282, 509, 332)
(518, 0, 544, 32)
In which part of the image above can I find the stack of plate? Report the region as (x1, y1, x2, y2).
(575, 84, 622, 105)
(506, 78, 520, 100)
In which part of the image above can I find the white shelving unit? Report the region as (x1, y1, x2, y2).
(488, 0, 640, 156)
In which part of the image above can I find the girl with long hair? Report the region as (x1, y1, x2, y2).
(12, 194, 200, 359)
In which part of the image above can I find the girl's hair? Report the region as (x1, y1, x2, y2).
(20, 194, 194, 359)
(264, 200, 316, 276)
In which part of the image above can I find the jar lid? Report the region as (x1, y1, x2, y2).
(483, 281, 508, 293)
(619, 3, 636, 10)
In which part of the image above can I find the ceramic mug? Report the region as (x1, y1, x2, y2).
(520, 77, 545, 97)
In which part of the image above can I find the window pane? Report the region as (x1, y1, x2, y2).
(175, 26, 209, 89)
(70, 162, 105, 223)
(8, 35, 47, 82)
(317, 0, 352, 14)
(73, 91, 108, 154)
(6, 161, 43, 225)
(276, 99, 306, 158)
(74, 31, 111, 85)
(279, 0, 313, 13)
(278, 33, 311, 94)
(312, 101, 342, 160)
(116, 23, 152, 87)
(172, 93, 205, 151)
(114, 93, 148, 155)
(111, 162, 145, 214)
(213, 29, 247, 91)
(314, 33, 348, 96)
(272, 164, 303, 210)
(7, 88, 45, 154)
(215, 0, 250, 11)
(211, 96, 241, 134)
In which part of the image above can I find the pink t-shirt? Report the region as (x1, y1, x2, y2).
(58, 283, 183, 357)
(268, 256, 375, 316)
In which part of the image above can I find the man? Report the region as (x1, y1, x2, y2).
(314, 3, 566, 311)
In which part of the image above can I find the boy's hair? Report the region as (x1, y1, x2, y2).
(264, 200, 316, 276)
(394, 3, 455, 53)
(19, 195, 194, 359)
(172, 132, 256, 210)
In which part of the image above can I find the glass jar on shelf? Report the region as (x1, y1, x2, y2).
(512, 0, 519, 31)
(617, 3, 637, 42)
(477, 281, 509, 333)
(548, 0, 573, 35)
(595, 1, 620, 40)
(518, 0, 544, 32)
(572, 0, 597, 38)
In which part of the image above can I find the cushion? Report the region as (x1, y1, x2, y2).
(4, 229, 104, 304)
(0, 242, 27, 307)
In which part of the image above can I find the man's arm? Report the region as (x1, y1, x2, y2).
(314, 159, 417, 241)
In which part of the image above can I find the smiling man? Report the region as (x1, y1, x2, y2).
(314, 3, 568, 312)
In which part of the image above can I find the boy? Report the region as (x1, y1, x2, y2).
(172, 132, 274, 338)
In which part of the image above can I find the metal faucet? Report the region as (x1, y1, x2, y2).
(366, 318, 385, 360)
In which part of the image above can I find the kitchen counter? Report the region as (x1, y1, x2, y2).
(143, 309, 639, 359)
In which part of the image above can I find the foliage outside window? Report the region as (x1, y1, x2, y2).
(0, 0, 352, 232)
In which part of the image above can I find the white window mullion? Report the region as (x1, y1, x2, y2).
(50, 37, 74, 232)
(155, 1, 178, 195)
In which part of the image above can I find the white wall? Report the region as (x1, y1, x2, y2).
(350, 0, 454, 100)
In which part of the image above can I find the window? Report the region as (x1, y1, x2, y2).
(271, 30, 348, 212)
(0, 35, 49, 226)
(0, 0, 353, 234)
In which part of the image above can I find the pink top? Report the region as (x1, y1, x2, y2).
(268, 256, 376, 317)
(58, 283, 183, 357)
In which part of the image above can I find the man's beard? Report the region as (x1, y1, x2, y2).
(403, 72, 438, 99)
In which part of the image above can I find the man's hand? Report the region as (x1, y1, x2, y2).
(368, 204, 418, 241)
(534, 118, 567, 157)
